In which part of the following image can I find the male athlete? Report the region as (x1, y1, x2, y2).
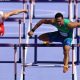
(28, 13, 80, 73)
(0, 9, 28, 36)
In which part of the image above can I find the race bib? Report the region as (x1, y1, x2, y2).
(59, 31, 68, 37)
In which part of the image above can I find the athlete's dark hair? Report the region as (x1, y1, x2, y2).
(55, 13, 63, 19)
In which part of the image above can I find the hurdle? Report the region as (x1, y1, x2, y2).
(23, 0, 79, 80)
(29, 0, 35, 30)
(72, 44, 80, 80)
(0, 42, 79, 80)
(0, 42, 62, 80)
(28, 0, 80, 64)
(23, 0, 27, 38)
(18, 40, 80, 80)
(19, 19, 22, 63)
(0, 19, 25, 39)
(0, 20, 22, 63)
(21, 0, 80, 80)
(0, 43, 18, 80)
(29, 35, 79, 65)
(74, 0, 80, 64)
(0, 0, 28, 39)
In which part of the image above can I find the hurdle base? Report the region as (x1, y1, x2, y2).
(24, 63, 72, 68)
(72, 74, 74, 80)
(23, 61, 78, 67)
(34, 61, 78, 65)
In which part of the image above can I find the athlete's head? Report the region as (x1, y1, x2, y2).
(55, 13, 64, 26)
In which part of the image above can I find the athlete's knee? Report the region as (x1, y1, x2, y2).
(39, 34, 49, 41)
(38, 34, 44, 40)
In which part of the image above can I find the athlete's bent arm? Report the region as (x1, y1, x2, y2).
(32, 19, 54, 32)
(28, 19, 54, 37)
(68, 22, 80, 28)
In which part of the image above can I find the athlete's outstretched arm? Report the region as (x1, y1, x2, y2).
(32, 19, 54, 31)
(28, 19, 54, 37)
(3, 9, 28, 20)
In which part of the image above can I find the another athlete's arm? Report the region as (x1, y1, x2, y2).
(3, 9, 28, 20)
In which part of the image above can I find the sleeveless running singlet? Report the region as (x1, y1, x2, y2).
(53, 19, 73, 38)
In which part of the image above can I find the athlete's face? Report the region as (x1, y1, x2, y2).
(56, 17, 64, 26)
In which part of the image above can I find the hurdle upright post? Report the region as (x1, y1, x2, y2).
(23, 0, 26, 38)
(22, 44, 26, 80)
(32, 0, 35, 18)
(34, 35, 38, 64)
(19, 19, 22, 63)
(14, 44, 17, 80)
(74, 0, 79, 65)
(29, 0, 34, 30)
(76, 21, 80, 65)
(76, 35, 80, 64)
(76, 20, 80, 59)
(72, 44, 75, 80)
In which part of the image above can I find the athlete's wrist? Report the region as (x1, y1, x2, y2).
(31, 29, 35, 32)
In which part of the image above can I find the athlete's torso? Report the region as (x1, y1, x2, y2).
(53, 19, 73, 38)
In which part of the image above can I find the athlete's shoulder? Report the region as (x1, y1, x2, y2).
(43, 19, 55, 24)
(64, 19, 71, 24)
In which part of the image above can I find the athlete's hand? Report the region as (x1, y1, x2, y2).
(23, 9, 28, 13)
(28, 31, 34, 37)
